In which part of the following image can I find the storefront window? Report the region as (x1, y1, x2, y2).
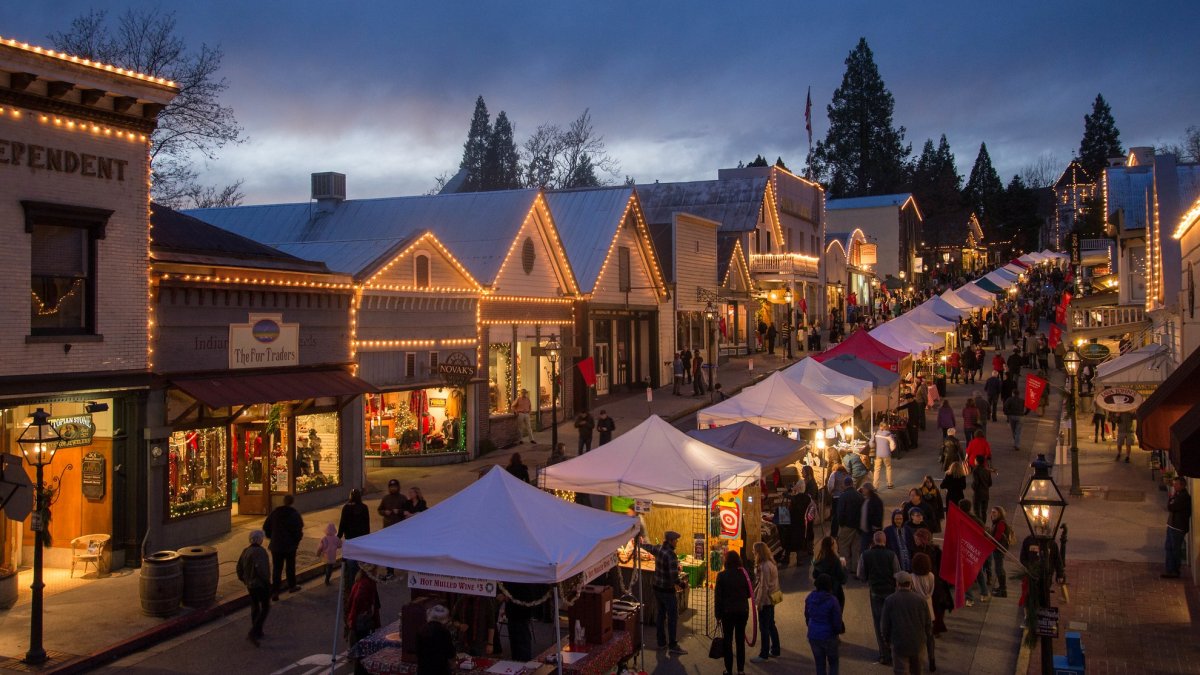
(489, 343, 513, 415)
(233, 404, 289, 496)
(365, 388, 467, 457)
(295, 412, 340, 493)
(169, 426, 228, 518)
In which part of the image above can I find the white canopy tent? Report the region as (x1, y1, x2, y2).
(923, 295, 971, 320)
(896, 304, 956, 333)
(982, 270, 1017, 289)
(870, 316, 942, 354)
(1094, 343, 1173, 386)
(697, 371, 854, 431)
(991, 267, 1019, 281)
(1018, 252, 1040, 265)
(941, 288, 985, 310)
(540, 415, 761, 508)
(1002, 263, 1026, 276)
(955, 283, 997, 305)
(778, 357, 872, 408)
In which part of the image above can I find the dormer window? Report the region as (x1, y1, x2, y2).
(414, 253, 430, 288)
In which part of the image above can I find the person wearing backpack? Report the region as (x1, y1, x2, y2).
(988, 507, 1013, 597)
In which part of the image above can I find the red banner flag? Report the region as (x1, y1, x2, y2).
(1025, 374, 1047, 411)
(1054, 303, 1066, 325)
(577, 357, 596, 387)
(1064, 270, 1074, 284)
(1048, 324, 1062, 349)
(939, 502, 997, 609)
(1059, 291, 1072, 308)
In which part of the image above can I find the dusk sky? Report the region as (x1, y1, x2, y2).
(3, 1, 1198, 204)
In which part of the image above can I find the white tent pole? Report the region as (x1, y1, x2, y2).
(330, 560, 347, 675)
(554, 585, 564, 675)
(636, 544, 645, 671)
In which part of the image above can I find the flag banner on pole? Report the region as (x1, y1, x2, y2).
(1059, 291, 1072, 308)
(1054, 303, 1066, 325)
(1025, 373, 1048, 411)
(805, 86, 813, 147)
(939, 502, 997, 609)
(1048, 324, 1062, 349)
(577, 356, 596, 387)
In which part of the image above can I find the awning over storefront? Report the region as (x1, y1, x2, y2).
(1138, 346, 1200, 477)
(1095, 343, 1171, 386)
(173, 368, 378, 408)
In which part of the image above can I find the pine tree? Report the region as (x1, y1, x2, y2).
(997, 174, 1042, 255)
(458, 96, 491, 192)
(775, 157, 790, 171)
(747, 154, 769, 167)
(564, 152, 599, 188)
(483, 111, 521, 190)
(1078, 94, 1123, 178)
(964, 142, 1004, 223)
(910, 135, 962, 218)
(809, 38, 911, 198)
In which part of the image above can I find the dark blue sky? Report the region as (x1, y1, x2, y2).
(4, 1, 1198, 203)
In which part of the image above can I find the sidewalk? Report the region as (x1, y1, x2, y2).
(0, 351, 794, 673)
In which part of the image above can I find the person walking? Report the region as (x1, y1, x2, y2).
(681, 348, 693, 384)
(917, 478, 944, 534)
(512, 389, 534, 444)
(596, 409, 616, 446)
(912, 529, 951, 636)
(843, 448, 869, 488)
(961, 398, 981, 438)
(940, 429, 963, 472)
(881, 571, 933, 674)
(788, 482, 816, 562)
(805, 574, 844, 675)
(639, 531, 687, 653)
(316, 523, 341, 585)
(505, 452, 531, 484)
(1163, 477, 1191, 578)
(988, 507, 1013, 597)
(862, 531, 899, 666)
(1092, 407, 1108, 443)
(835, 476, 864, 574)
(692, 353, 706, 396)
(766, 322, 778, 355)
(714, 549, 753, 675)
(1004, 392, 1027, 451)
(236, 529, 272, 646)
(940, 462, 968, 516)
(913, 378, 928, 430)
(860, 483, 886, 566)
(962, 347, 977, 385)
(338, 488, 371, 540)
(965, 429, 992, 470)
(884, 509, 915, 572)
(672, 352, 685, 395)
(574, 410, 595, 454)
(873, 422, 896, 490)
(910, 553, 938, 671)
(812, 535, 849, 609)
(984, 371, 1002, 422)
(751, 541, 782, 662)
(263, 494, 304, 600)
(1115, 411, 1135, 462)
(345, 568, 382, 673)
(936, 400, 956, 439)
(971, 461, 993, 522)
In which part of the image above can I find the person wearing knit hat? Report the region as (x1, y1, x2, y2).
(416, 604, 456, 674)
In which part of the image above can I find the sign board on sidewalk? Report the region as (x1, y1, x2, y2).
(1035, 606, 1060, 637)
(408, 571, 496, 597)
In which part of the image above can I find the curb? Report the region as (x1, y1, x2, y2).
(44, 562, 329, 674)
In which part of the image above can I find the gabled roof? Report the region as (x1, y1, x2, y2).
(637, 177, 767, 233)
(544, 187, 640, 293)
(1054, 160, 1092, 191)
(646, 221, 675, 282)
(150, 203, 329, 274)
(826, 193, 914, 211)
(720, 236, 753, 291)
(186, 189, 547, 286)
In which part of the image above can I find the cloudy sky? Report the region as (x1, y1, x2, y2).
(3, 1, 1198, 204)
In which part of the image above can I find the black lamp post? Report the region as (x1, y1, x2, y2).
(703, 301, 718, 400)
(17, 408, 62, 666)
(546, 337, 560, 454)
(1019, 453, 1068, 674)
(784, 288, 794, 359)
(1063, 349, 1082, 496)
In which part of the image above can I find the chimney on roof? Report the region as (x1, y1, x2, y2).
(311, 172, 346, 214)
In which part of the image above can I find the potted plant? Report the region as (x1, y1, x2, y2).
(0, 566, 17, 610)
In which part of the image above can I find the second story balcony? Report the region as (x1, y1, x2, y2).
(749, 253, 820, 278)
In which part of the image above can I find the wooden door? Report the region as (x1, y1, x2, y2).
(234, 424, 271, 516)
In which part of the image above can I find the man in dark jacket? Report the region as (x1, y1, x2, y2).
(1006, 349, 1023, 383)
(337, 489, 371, 540)
(263, 494, 304, 600)
(861, 531, 899, 665)
(835, 475, 864, 572)
(595, 409, 616, 445)
(1004, 393, 1026, 452)
(881, 571, 933, 672)
(984, 370, 1003, 421)
(377, 479, 409, 528)
(1164, 477, 1191, 578)
(236, 529, 271, 646)
(574, 411, 596, 454)
(859, 482, 885, 559)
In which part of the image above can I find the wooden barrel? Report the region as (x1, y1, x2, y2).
(140, 551, 183, 617)
(177, 546, 219, 608)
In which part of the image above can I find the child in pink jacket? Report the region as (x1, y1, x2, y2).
(316, 523, 341, 585)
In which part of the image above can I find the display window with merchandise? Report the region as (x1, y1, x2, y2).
(365, 388, 467, 456)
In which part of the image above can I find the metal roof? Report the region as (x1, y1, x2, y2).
(1104, 166, 1154, 230)
(637, 178, 766, 233)
(186, 189, 542, 283)
(150, 203, 330, 274)
(826, 193, 913, 211)
(543, 187, 636, 293)
(646, 221, 675, 282)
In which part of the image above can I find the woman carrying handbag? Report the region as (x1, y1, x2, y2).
(750, 542, 782, 662)
(714, 550, 756, 675)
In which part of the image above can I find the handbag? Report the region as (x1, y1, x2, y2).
(770, 589, 784, 605)
(708, 634, 724, 659)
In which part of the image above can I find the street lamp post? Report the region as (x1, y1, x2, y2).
(546, 338, 560, 453)
(703, 302, 718, 400)
(1020, 454, 1068, 674)
(784, 288, 794, 359)
(1063, 349, 1082, 496)
(17, 408, 62, 666)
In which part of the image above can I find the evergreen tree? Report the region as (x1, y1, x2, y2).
(458, 96, 491, 192)
(910, 135, 962, 217)
(963, 142, 1003, 223)
(747, 154, 769, 167)
(997, 174, 1042, 255)
(1078, 93, 1123, 178)
(564, 152, 599, 188)
(809, 38, 911, 198)
(483, 111, 521, 190)
(775, 157, 790, 171)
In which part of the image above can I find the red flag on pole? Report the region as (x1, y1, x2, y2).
(1024, 374, 1047, 411)
(1048, 324, 1062, 349)
(1059, 291, 1072, 308)
(577, 357, 596, 387)
(805, 86, 813, 148)
(799, 297, 808, 314)
(939, 502, 997, 609)
(1054, 303, 1066, 325)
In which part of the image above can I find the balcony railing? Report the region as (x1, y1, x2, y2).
(749, 253, 820, 277)
(1069, 305, 1146, 330)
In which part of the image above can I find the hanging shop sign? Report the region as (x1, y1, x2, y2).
(408, 571, 496, 597)
(81, 451, 106, 500)
(1094, 387, 1144, 413)
(50, 413, 95, 448)
(1079, 343, 1111, 362)
(711, 490, 743, 540)
(437, 351, 476, 387)
(229, 314, 299, 370)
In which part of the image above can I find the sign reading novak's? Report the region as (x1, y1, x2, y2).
(229, 314, 299, 370)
